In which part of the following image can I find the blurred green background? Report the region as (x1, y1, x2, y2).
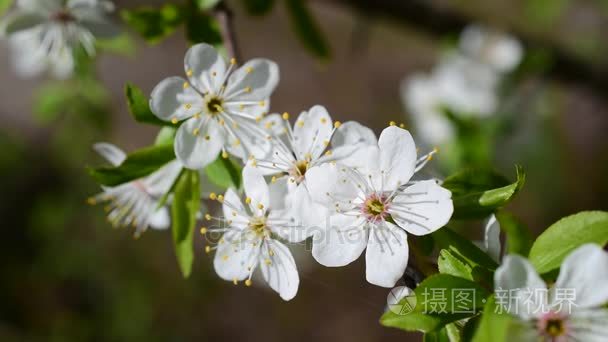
(1, 0, 607, 341)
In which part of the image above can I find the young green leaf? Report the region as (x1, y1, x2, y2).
(443, 166, 525, 219)
(89, 144, 176, 186)
(0, 0, 13, 16)
(205, 156, 242, 189)
(433, 228, 498, 271)
(472, 295, 514, 342)
(185, 12, 222, 45)
(528, 211, 608, 274)
(95, 33, 137, 57)
(125, 83, 169, 126)
(437, 249, 474, 281)
(171, 170, 200, 278)
(240, 0, 276, 16)
(155, 126, 177, 147)
(121, 4, 184, 44)
(495, 211, 533, 257)
(194, 0, 221, 10)
(284, 0, 330, 60)
(380, 274, 488, 333)
(423, 327, 449, 342)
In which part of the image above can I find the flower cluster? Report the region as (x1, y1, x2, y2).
(133, 43, 454, 300)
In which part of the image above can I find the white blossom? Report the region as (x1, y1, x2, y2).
(495, 244, 608, 341)
(1, 0, 119, 79)
(149, 43, 279, 169)
(306, 126, 453, 287)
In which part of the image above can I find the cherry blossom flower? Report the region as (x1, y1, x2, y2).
(306, 126, 454, 287)
(495, 244, 608, 341)
(202, 166, 300, 300)
(149, 43, 279, 169)
(1, 0, 119, 79)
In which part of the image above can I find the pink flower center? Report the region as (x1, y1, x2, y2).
(537, 311, 569, 340)
(361, 194, 389, 223)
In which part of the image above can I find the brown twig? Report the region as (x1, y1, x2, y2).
(213, 2, 241, 61)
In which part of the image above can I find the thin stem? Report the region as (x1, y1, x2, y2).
(213, 2, 241, 61)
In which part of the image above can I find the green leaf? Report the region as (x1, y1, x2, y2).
(284, 0, 330, 60)
(529, 211, 608, 274)
(89, 144, 176, 186)
(194, 0, 221, 10)
(424, 328, 449, 342)
(121, 4, 184, 44)
(0, 0, 13, 16)
(125, 83, 169, 126)
(472, 295, 514, 342)
(241, 0, 275, 16)
(205, 156, 242, 189)
(185, 12, 222, 44)
(171, 170, 200, 278)
(433, 228, 498, 271)
(381, 274, 488, 333)
(438, 249, 474, 281)
(96, 33, 137, 57)
(443, 166, 525, 219)
(495, 211, 533, 257)
(155, 126, 177, 146)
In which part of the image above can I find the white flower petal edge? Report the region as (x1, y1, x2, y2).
(149, 43, 279, 168)
(207, 166, 300, 300)
(365, 222, 409, 287)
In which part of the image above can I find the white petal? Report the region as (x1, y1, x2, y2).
(335, 145, 380, 172)
(305, 163, 359, 207)
(225, 118, 272, 161)
(483, 214, 501, 262)
(260, 239, 299, 301)
(260, 113, 286, 136)
(149, 77, 203, 122)
(224, 59, 279, 101)
(390, 180, 453, 236)
(494, 255, 548, 320)
(184, 43, 227, 94)
(311, 214, 368, 267)
(142, 160, 182, 197)
(569, 309, 608, 341)
(290, 182, 329, 230)
(222, 188, 248, 230)
(174, 117, 225, 169)
(332, 121, 377, 147)
(148, 206, 170, 230)
(49, 47, 75, 80)
(551, 244, 608, 309)
(214, 230, 259, 281)
(378, 126, 417, 189)
(3, 12, 46, 34)
(292, 105, 333, 159)
(18, 0, 62, 12)
(93, 142, 126, 166)
(242, 165, 270, 210)
(366, 222, 409, 287)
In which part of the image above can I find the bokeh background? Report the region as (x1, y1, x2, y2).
(1, 0, 607, 341)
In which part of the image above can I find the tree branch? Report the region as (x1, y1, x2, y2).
(324, 0, 608, 97)
(213, 2, 240, 61)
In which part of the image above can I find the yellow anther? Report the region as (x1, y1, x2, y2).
(223, 255, 229, 261)
(219, 119, 225, 126)
(205, 214, 212, 221)
(265, 121, 275, 129)
(87, 197, 96, 205)
(184, 103, 192, 110)
(297, 120, 305, 128)
(323, 140, 330, 146)
(222, 151, 229, 159)
(183, 82, 189, 89)
(194, 113, 201, 119)
(269, 249, 275, 256)
(234, 139, 241, 146)
(200, 227, 208, 234)
(264, 259, 272, 265)
(171, 118, 178, 124)
(389, 121, 396, 126)
(192, 128, 199, 136)
(282, 112, 290, 120)
(205, 135, 211, 141)
(257, 203, 264, 210)
(239, 104, 245, 110)
(244, 86, 252, 93)
(325, 150, 333, 156)
(230, 58, 237, 65)
(334, 121, 342, 128)
(255, 116, 262, 123)
(245, 197, 252, 204)
(211, 71, 217, 77)
(245, 66, 253, 74)
(232, 278, 238, 285)
(245, 279, 252, 287)
(304, 153, 312, 160)
(399, 123, 405, 128)
(320, 117, 327, 124)
(271, 176, 277, 183)
(205, 246, 211, 254)
(209, 192, 217, 200)
(217, 195, 224, 203)
(259, 101, 265, 107)
(186, 69, 193, 77)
